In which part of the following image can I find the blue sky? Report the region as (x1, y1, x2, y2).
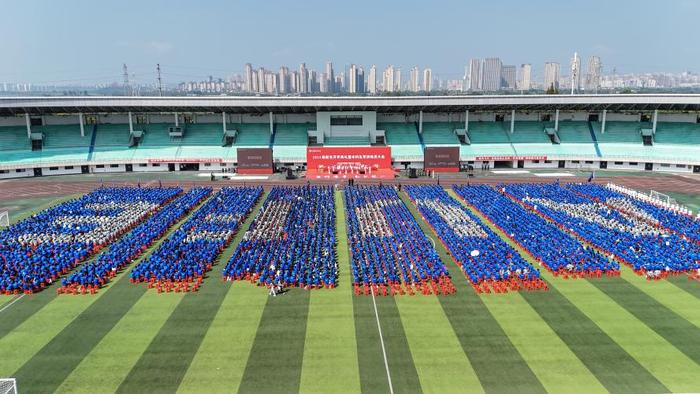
(0, 0, 694, 84)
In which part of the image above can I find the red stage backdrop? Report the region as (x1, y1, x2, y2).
(306, 146, 394, 179)
(237, 148, 273, 174)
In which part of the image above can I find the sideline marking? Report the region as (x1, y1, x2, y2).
(0, 294, 25, 314)
(370, 287, 394, 394)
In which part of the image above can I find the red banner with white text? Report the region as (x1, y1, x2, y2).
(306, 146, 394, 179)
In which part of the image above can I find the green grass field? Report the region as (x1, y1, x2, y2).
(1, 188, 700, 394)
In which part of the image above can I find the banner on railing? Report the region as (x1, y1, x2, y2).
(475, 155, 548, 161)
(148, 158, 223, 164)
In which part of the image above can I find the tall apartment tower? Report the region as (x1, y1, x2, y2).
(325, 61, 335, 93)
(423, 68, 432, 92)
(466, 59, 482, 92)
(383, 65, 395, 92)
(409, 66, 420, 92)
(544, 62, 561, 91)
(367, 65, 377, 94)
(585, 56, 602, 92)
(501, 65, 516, 90)
(244, 63, 254, 92)
(570, 52, 581, 93)
(395, 68, 402, 92)
(299, 63, 309, 93)
(278, 66, 289, 94)
(481, 58, 502, 91)
(518, 64, 532, 91)
(349, 64, 359, 93)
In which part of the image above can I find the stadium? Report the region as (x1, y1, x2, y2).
(1, 94, 700, 393)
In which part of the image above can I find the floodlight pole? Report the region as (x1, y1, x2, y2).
(269, 111, 274, 135)
(174, 112, 179, 127)
(128, 111, 134, 133)
(652, 109, 658, 135)
(418, 110, 423, 134)
(554, 109, 560, 132)
(222, 112, 227, 133)
(510, 109, 515, 134)
(464, 109, 469, 133)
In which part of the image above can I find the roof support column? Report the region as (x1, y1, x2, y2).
(222, 112, 227, 133)
(174, 112, 179, 127)
(652, 109, 658, 134)
(78, 112, 85, 137)
(510, 109, 515, 134)
(601, 109, 607, 134)
(269, 111, 274, 134)
(128, 111, 134, 133)
(25, 113, 31, 138)
(418, 110, 423, 134)
(464, 109, 469, 133)
(554, 109, 560, 132)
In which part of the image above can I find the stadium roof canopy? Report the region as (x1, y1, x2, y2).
(1, 94, 700, 116)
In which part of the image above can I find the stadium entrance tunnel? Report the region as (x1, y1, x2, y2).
(494, 160, 514, 169)
(179, 163, 200, 171)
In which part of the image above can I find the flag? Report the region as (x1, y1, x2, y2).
(587, 171, 595, 182)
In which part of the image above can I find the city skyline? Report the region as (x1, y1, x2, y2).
(0, 0, 698, 86)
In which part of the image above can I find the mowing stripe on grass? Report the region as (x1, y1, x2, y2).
(402, 191, 545, 394)
(117, 193, 266, 393)
(298, 191, 361, 394)
(0, 288, 104, 378)
(56, 292, 184, 393)
(667, 275, 700, 300)
(12, 272, 147, 393)
(450, 189, 670, 393)
(177, 193, 270, 393)
(353, 294, 393, 394)
(394, 295, 484, 394)
(588, 275, 700, 365)
(372, 296, 422, 394)
(176, 282, 267, 393)
(0, 295, 23, 311)
(553, 277, 700, 393)
(237, 289, 311, 394)
(481, 293, 607, 393)
(618, 266, 700, 329)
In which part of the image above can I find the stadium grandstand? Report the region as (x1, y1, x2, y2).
(1, 94, 700, 178)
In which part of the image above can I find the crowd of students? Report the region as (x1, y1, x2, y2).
(345, 185, 455, 296)
(567, 183, 700, 243)
(58, 187, 211, 294)
(504, 183, 700, 277)
(223, 185, 337, 290)
(130, 186, 262, 292)
(406, 185, 547, 293)
(0, 187, 180, 294)
(453, 185, 619, 280)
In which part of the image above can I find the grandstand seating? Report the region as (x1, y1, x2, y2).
(234, 123, 271, 146)
(324, 136, 370, 146)
(273, 123, 310, 161)
(654, 122, 700, 144)
(381, 122, 422, 158)
(421, 122, 461, 145)
(345, 185, 455, 296)
(406, 185, 547, 293)
(510, 121, 551, 144)
(223, 186, 337, 289)
(556, 121, 595, 143)
(0, 187, 181, 294)
(36, 125, 92, 148)
(0, 126, 31, 151)
(130, 186, 262, 292)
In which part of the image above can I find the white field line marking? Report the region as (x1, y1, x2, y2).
(0, 294, 25, 314)
(370, 287, 394, 394)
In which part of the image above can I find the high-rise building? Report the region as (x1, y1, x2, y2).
(465, 59, 482, 91)
(309, 70, 318, 93)
(518, 64, 532, 91)
(256, 68, 266, 93)
(570, 52, 581, 93)
(544, 62, 561, 91)
(278, 66, 289, 94)
(409, 66, 420, 92)
(349, 64, 359, 93)
(383, 65, 395, 92)
(395, 68, 402, 92)
(585, 56, 602, 92)
(501, 65, 516, 90)
(299, 63, 308, 94)
(325, 61, 335, 93)
(335, 75, 343, 92)
(358, 67, 365, 94)
(320, 72, 329, 93)
(244, 63, 254, 92)
(423, 68, 432, 92)
(367, 65, 377, 94)
(481, 58, 502, 91)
